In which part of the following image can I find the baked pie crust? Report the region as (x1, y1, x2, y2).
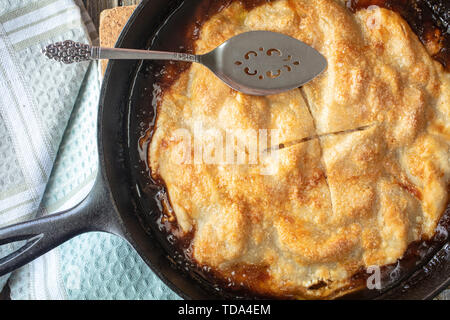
(149, 0, 450, 298)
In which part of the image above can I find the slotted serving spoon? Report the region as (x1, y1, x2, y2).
(42, 30, 327, 95)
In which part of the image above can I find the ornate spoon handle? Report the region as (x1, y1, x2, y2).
(42, 40, 199, 64)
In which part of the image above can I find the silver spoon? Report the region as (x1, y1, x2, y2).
(42, 31, 327, 96)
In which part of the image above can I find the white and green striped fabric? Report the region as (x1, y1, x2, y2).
(0, 0, 97, 291)
(0, 0, 178, 299)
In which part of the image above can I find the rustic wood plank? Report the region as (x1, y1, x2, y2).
(83, 1, 117, 29)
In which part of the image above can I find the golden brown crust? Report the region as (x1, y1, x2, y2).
(149, 0, 450, 298)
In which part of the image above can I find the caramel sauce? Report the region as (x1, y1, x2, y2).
(135, 0, 450, 299)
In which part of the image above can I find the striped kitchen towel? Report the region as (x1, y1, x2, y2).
(0, 0, 97, 290)
(0, 0, 179, 300)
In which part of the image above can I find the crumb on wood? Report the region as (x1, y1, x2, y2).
(99, 5, 137, 76)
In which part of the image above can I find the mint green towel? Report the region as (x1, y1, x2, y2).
(0, 0, 178, 300)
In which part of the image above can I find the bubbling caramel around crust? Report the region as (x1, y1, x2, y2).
(149, 0, 450, 298)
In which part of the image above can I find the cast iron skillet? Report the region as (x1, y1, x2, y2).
(0, 0, 448, 299)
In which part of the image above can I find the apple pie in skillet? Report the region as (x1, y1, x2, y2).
(144, 0, 450, 299)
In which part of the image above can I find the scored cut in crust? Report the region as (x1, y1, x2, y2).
(148, 0, 450, 298)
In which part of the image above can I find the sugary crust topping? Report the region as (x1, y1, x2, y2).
(149, 0, 450, 298)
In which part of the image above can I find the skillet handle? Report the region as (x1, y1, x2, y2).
(0, 172, 120, 276)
